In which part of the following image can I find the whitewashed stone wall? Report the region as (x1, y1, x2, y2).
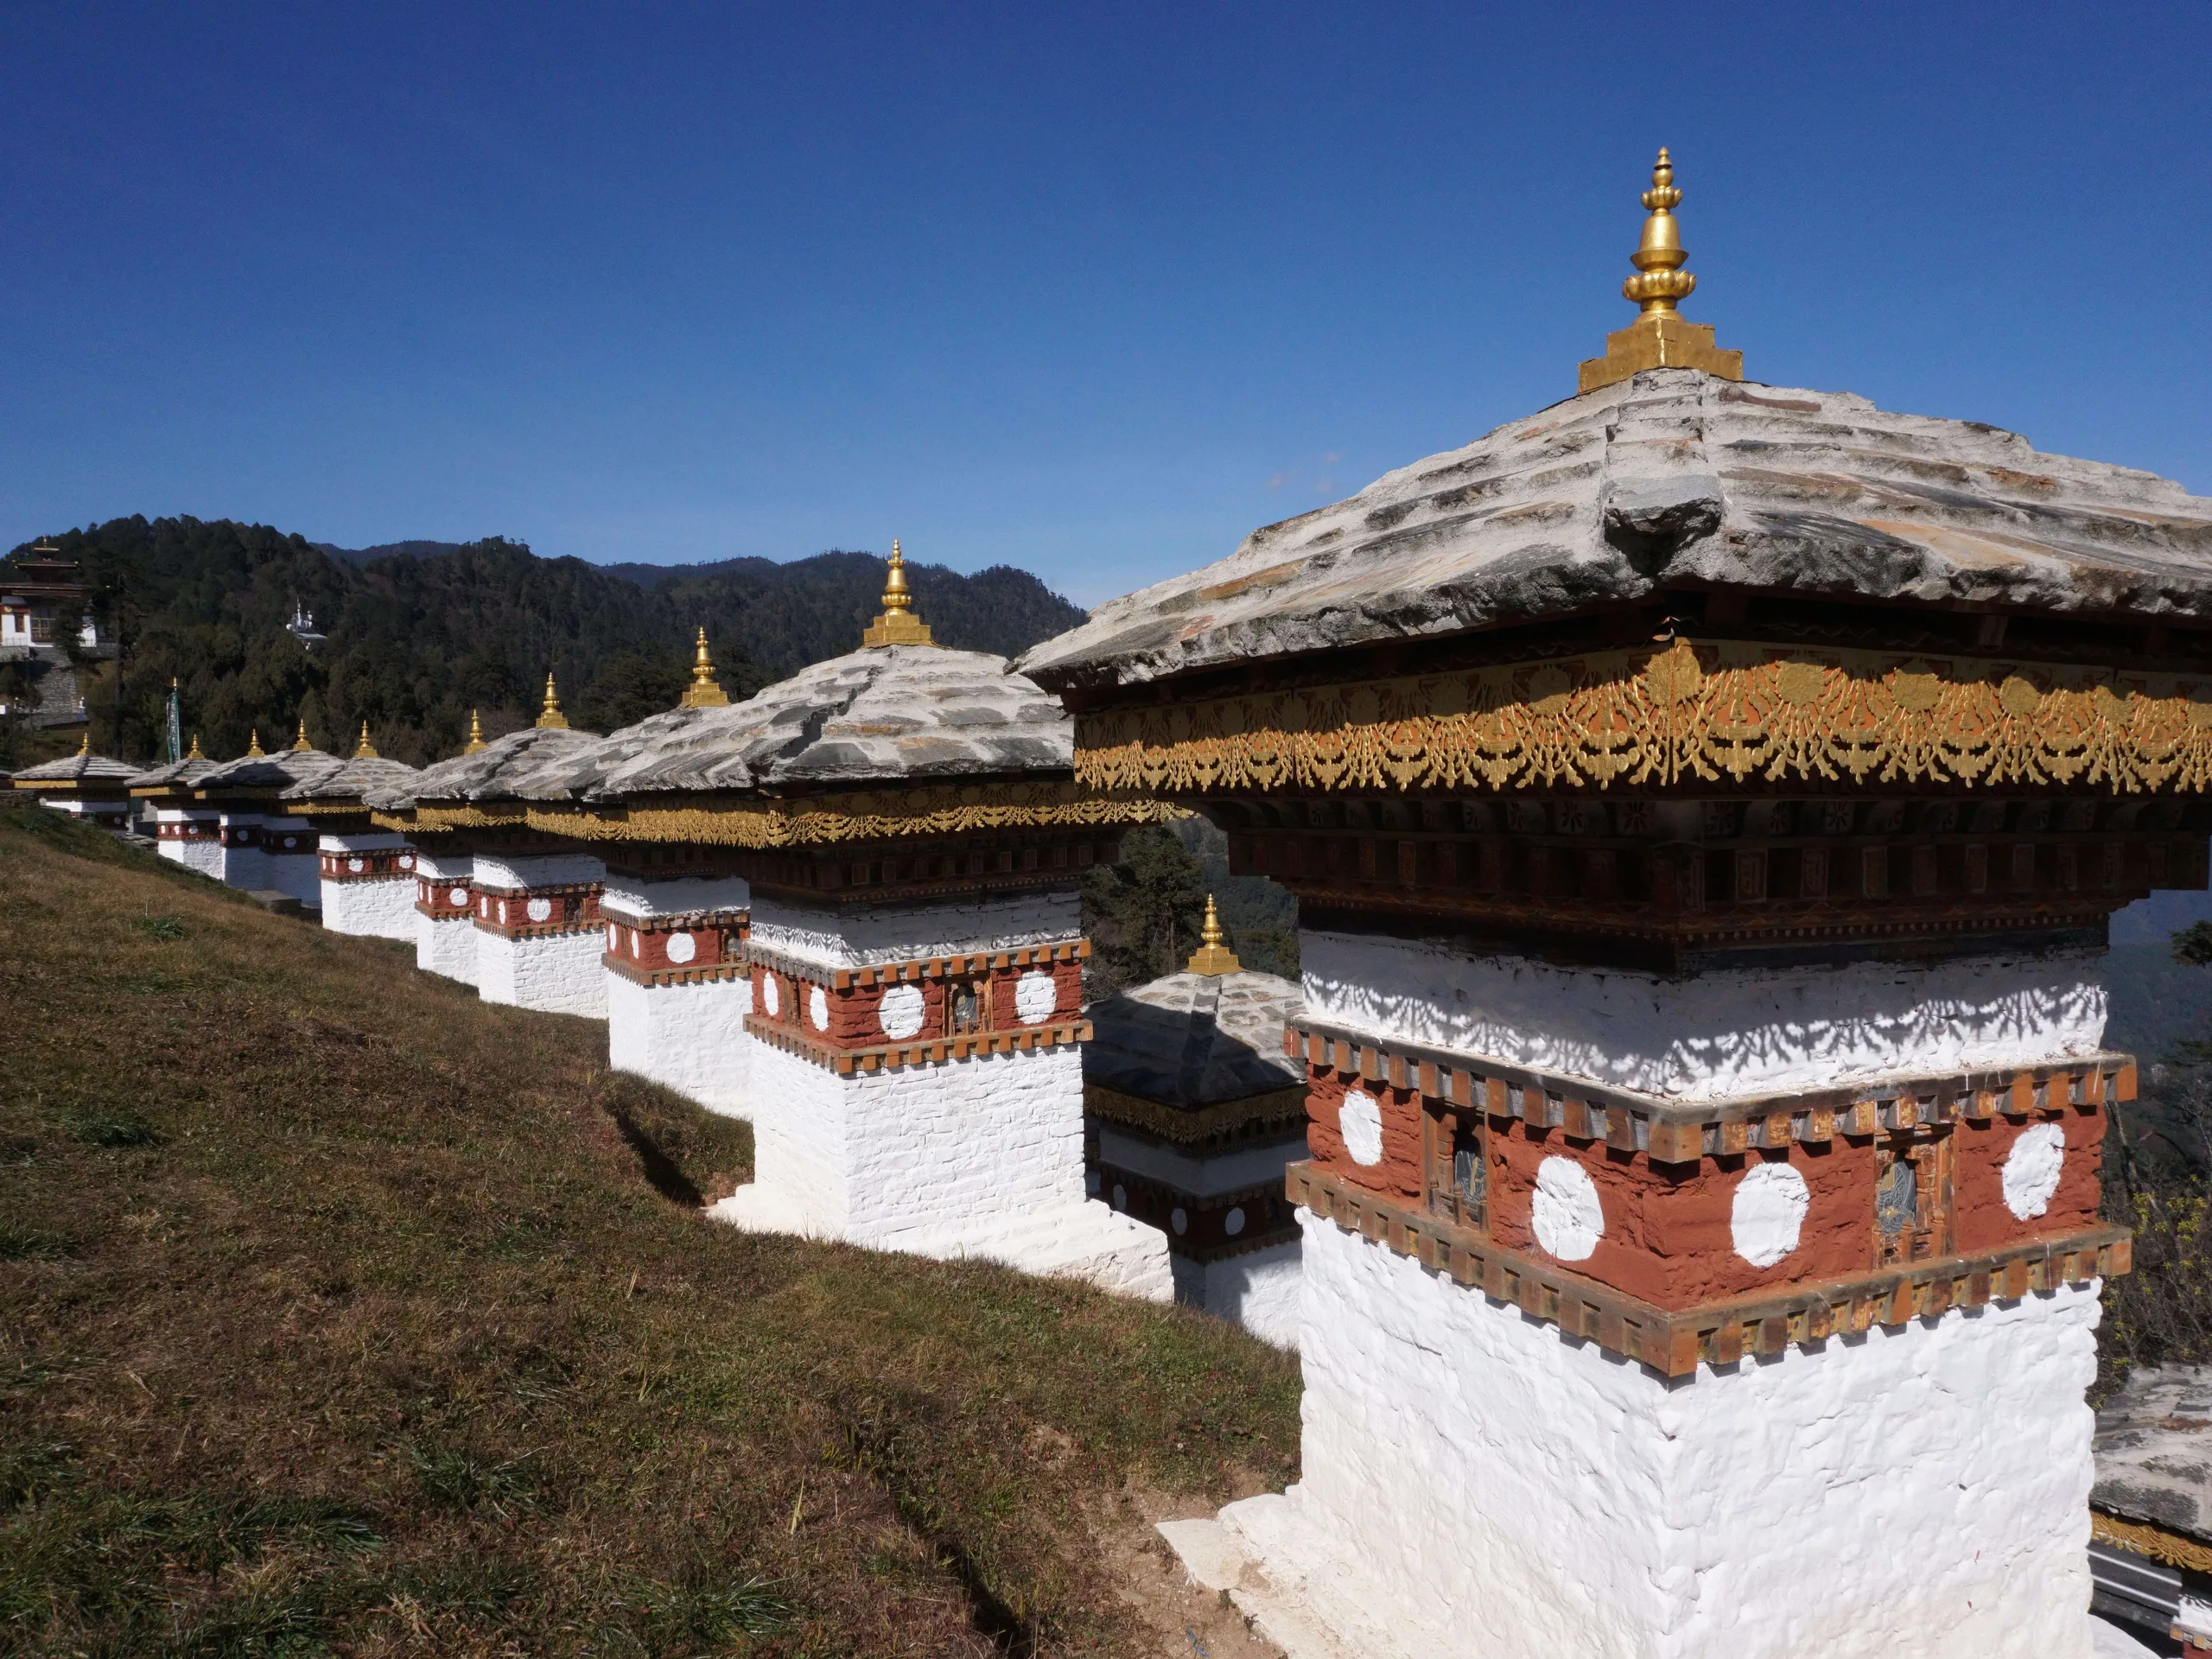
(601, 873, 750, 922)
(1207, 1215, 2100, 1659)
(478, 929, 607, 1018)
(153, 809, 224, 879)
(216, 813, 269, 891)
(317, 833, 416, 941)
(475, 851, 607, 891)
(1304, 930, 2107, 1101)
(1168, 1240, 1303, 1351)
(607, 973, 753, 1116)
(747, 889, 1080, 971)
(412, 849, 475, 983)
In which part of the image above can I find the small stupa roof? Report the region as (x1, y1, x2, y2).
(128, 753, 222, 793)
(371, 724, 603, 810)
(281, 753, 420, 805)
(1085, 966, 1303, 1114)
(193, 747, 346, 797)
(10, 747, 139, 787)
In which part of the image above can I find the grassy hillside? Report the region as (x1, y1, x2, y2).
(8, 519, 1087, 769)
(0, 802, 1298, 1656)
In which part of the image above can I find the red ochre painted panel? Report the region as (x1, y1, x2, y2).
(1305, 1070, 1425, 1205)
(1951, 1109, 2107, 1254)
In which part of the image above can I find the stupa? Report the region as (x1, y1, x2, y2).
(1019, 151, 2191, 1657)
(365, 681, 606, 1013)
(508, 631, 753, 1114)
(529, 544, 1176, 1295)
(181, 724, 345, 905)
(279, 725, 422, 939)
(10, 736, 137, 828)
(129, 737, 222, 872)
(1084, 898, 1308, 1344)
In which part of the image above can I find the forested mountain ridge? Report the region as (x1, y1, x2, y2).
(8, 517, 1087, 766)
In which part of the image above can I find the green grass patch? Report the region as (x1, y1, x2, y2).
(0, 801, 1300, 1655)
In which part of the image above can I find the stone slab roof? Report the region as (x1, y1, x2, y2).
(128, 756, 222, 791)
(1017, 367, 2212, 691)
(10, 750, 139, 785)
(1085, 969, 1303, 1110)
(192, 748, 346, 797)
(2094, 1364, 2212, 1541)
(568, 645, 1071, 802)
(367, 728, 603, 810)
(505, 707, 720, 803)
(281, 754, 420, 804)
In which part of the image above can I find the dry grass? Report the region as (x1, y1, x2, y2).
(0, 801, 1300, 1656)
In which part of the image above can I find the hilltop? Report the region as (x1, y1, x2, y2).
(7, 519, 1087, 766)
(0, 799, 1296, 1655)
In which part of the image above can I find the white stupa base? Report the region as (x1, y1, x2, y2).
(416, 913, 478, 985)
(711, 1184, 1173, 1300)
(1173, 1239, 1304, 1350)
(606, 972, 753, 1118)
(1158, 1213, 2103, 1659)
(478, 928, 607, 1018)
(264, 851, 322, 912)
(158, 838, 225, 879)
(321, 876, 416, 941)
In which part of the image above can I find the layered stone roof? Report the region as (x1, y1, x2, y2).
(1086, 969, 1303, 1112)
(192, 747, 346, 798)
(10, 749, 139, 786)
(556, 645, 1071, 803)
(2093, 1364, 2212, 1542)
(1018, 367, 2212, 690)
(127, 754, 222, 791)
(281, 754, 420, 806)
(366, 727, 602, 810)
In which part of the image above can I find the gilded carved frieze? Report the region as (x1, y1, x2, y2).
(1074, 638, 2212, 797)
(378, 783, 1179, 848)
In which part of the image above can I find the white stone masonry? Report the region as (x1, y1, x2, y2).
(601, 869, 753, 1117)
(474, 850, 608, 1019)
(747, 888, 1081, 971)
(317, 832, 416, 941)
(412, 849, 477, 985)
(153, 808, 224, 880)
(1167, 1215, 2103, 1659)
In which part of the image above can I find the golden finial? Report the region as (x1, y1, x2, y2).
(861, 539, 938, 649)
(681, 625, 730, 708)
(1577, 148, 1744, 394)
(246, 728, 266, 758)
(535, 672, 569, 730)
(291, 718, 312, 752)
(464, 709, 487, 753)
(77, 728, 90, 756)
(353, 721, 378, 760)
(1185, 894, 1243, 976)
(187, 734, 204, 760)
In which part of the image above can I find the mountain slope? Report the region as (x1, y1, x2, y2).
(10, 518, 1087, 765)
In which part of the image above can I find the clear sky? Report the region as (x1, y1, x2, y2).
(3, 3, 2208, 607)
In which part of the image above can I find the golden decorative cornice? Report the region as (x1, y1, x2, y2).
(2091, 1508, 2212, 1576)
(1073, 637, 2212, 798)
(1579, 148, 1743, 393)
(1084, 1082, 1310, 1150)
(376, 782, 1179, 848)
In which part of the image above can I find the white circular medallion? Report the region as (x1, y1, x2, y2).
(1224, 1206, 1246, 1236)
(448, 887, 467, 907)
(1171, 1207, 1189, 1236)
(606, 924, 617, 950)
(398, 854, 413, 868)
(665, 931, 696, 965)
(1338, 1090, 1383, 1166)
(1014, 969, 1058, 1026)
(2003, 1122, 2066, 1220)
(810, 985, 830, 1031)
(1531, 1155, 1605, 1262)
(762, 974, 780, 1016)
(346, 857, 365, 873)
(878, 982, 925, 1040)
(525, 897, 552, 923)
(1731, 1161, 1810, 1268)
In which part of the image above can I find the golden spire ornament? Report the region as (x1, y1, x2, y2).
(861, 540, 938, 648)
(76, 728, 90, 756)
(681, 626, 731, 708)
(353, 721, 378, 760)
(1577, 148, 1744, 394)
(186, 734, 204, 761)
(464, 709, 487, 753)
(291, 718, 313, 752)
(246, 729, 266, 758)
(534, 673, 569, 730)
(1185, 894, 1243, 976)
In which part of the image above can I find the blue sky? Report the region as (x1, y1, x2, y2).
(3, 3, 2208, 607)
